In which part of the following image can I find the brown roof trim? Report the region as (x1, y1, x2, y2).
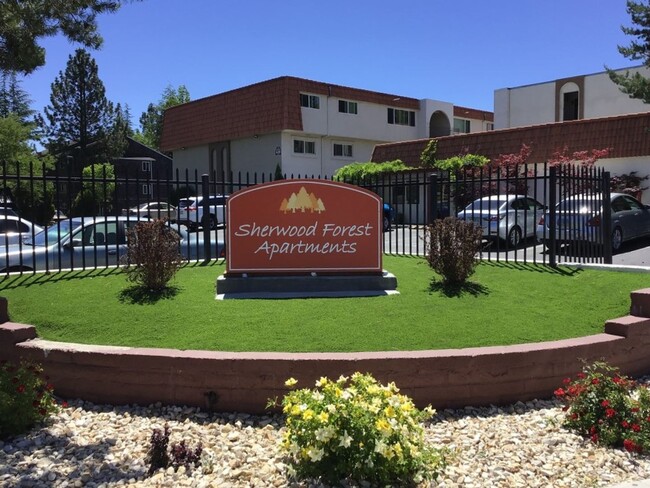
(372, 112, 650, 166)
(453, 106, 494, 122)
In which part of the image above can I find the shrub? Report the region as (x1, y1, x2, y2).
(555, 361, 650, 454)
(275, 372, 446, 485)
(122, 219, 182, 291)
(425, 217, 482, 285)
(146, 424, 203, 475)
(0, 359, 59, 438)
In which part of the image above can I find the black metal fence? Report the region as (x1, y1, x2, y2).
(0, 161, 612, 275)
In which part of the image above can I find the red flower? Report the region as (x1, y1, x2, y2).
(61, 401, 68, 408)
(606, 408, 617, 418)
(554, 388, 566, 397)
(601, 400, 610, 407)
(563, 377, 572, 385)
(613, 376, 623, 384)
(590, 433, 599, 443)
(570, 413, 578, 420)
(632, 424, 641, 432)
(631, 407, 640, 413)
(591, 378, 600, 385)
(590, 426, 597, 434)
(38, 408, 46, 417)
(622, 420, 630, 428)
(624, 439, 637, 452)
(16, 384, 25, 393)
(577, 373, 586, 379)
(46, 383, 54, 391)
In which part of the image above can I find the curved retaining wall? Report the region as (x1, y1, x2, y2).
(2, 290, 650, 414)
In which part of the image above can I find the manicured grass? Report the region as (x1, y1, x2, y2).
(0, 256, 645, 352)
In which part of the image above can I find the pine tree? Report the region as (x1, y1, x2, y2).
(0, 71, 33, 122)
(608, 1, 650, 103)
(43, 49, 113, 166)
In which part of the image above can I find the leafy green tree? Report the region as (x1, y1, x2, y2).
(333, 160, 409, 181)
(0, 71, 33, 122)
(608, 0, 650, 102)
(0, 1, 139, 74)
(43, 49, 114, 167)
(134, 85, 190, 150)
(0, 114, 55, 223)
(72, 162, 115, 216)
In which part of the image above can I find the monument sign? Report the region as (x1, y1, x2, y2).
(226, 179, 382, 274)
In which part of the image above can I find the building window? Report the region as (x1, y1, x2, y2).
(453, 118, 471, 134)
(333, 143, 353, 158)
(293, 139, 316, 155)
(299, 93, 320, 109)
(563, 91, 579, 121)
(142, 161, 152, 172)
(393, 185, 420, 205)
(486, 122, 494, 131)
(142, 184, 152, 195)
(338, 100, 358, 114)
(387, 108, 415, 126)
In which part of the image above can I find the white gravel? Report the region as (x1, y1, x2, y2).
(1, 397, 650, 487)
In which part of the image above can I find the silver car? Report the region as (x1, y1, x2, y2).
(0, 216, 224, 273)
(457, 195, 546, 247)
(0, 215, 43, 247)
(177, 195, 228, 231)
(536, 192, 650, 252)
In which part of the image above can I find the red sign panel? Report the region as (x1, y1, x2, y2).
(226, 179, 382, 274)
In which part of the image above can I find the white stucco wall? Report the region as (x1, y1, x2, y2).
(172, 145, 209, 178)
(230, 133, 281, 177)
(584, 68, 650, 119)
(495, 67, 650, 129)
(494, 84, 556, 129)
(599, 156, 650, 205)
(300, 97, 421, 142)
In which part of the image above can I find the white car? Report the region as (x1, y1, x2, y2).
(123, 202, 176, 220)
(0, 215, 43, 247)
(457, 195, 546, 248)
(177, 195, 228, 230)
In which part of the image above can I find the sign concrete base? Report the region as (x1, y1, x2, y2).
(216, 271, 398, 300)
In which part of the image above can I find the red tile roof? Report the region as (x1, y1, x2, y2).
(372, 112, 650, 165)
(160, 76, 421, 151)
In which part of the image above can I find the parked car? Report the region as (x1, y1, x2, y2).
(536, 192, 650, 252)
(123, 201, 177, 220)
(177, 195, 228, 230)
(457, 194, 546, 247)
(0, 216, 224, 273)
(0, 215, 43, 247)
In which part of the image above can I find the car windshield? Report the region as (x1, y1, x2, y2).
(27, 220, 74, 246)
(557, 198, 601, 213)
(463, 199, 505, 212)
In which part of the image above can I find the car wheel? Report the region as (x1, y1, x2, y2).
(507, 226, 522, 248)
(612, 227, 623, 252)
(383, 215, 391, 232)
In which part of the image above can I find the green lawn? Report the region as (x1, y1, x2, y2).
(0, 256, 645, 352)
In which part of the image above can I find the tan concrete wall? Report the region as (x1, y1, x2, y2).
(2, 290, 650, 414)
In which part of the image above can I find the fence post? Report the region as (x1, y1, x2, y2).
(201, 174, 211, 261)
(427, 173, 438, 225)
(602, 171, 612, 264)
(549, 166, 557, 268)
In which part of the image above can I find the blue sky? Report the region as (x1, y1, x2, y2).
(20, 0, 637, 127)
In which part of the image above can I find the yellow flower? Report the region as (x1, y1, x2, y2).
(316, 376, 329, 387)
(384, 405, 396, 418)
(302, 409, 314, 420)
(290, 405, 301, 416)
(317, 411, 329, 423)
(285, 377, 298, 387)
(375, 418, 391, 433)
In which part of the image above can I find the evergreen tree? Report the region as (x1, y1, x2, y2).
(134, 85, 190, 150)
(608, 1, 650, 103)
(0, 1, 138, 74)
(0, 71, 33, 122)
(43, 49, 113, 167)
